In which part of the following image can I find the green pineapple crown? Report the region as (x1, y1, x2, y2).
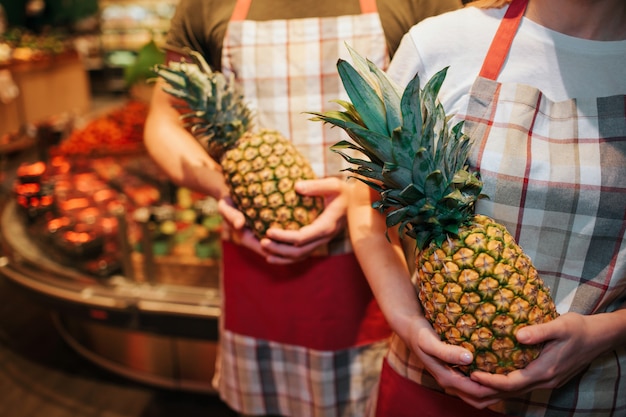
(152, 50, 253, 160)
(311, 45, 484, 249)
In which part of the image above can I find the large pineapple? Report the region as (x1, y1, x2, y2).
(153, 51, 323, 238)
(311, 47, 558, 375)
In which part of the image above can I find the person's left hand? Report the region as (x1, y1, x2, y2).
(260, 177, 348, 264)
(468, 312, 608, 397)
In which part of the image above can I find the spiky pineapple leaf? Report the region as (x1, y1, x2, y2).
(381, 163, 411, 190)
(346, 43, 382, 88)
(152, 52, 253, 155)
(386, 206, 415, 228)
(330, 100, 366, 125)
(331, 144, 386, 182)
(337, 59, 389, 135)
(314, 114, 394, 163)
(390, 128, 418, 177)
(367, 60, 402, 132)
(314, 109, 363, 127)
(312, 47, 486, 248)
(399, 183, 425, 204)
(424, 171, 449, 203)
(413, 148, 438, 182)
(400, 73, 423, 137)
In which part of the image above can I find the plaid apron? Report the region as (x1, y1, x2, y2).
(221, 0, 388, 178)
(215, 1, 391, 415)
(379, 0, 626, 416)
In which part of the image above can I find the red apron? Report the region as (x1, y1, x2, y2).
(377, 359, 514, 417)
(222, 240, 391, 350)
(375, 0, 527, 415)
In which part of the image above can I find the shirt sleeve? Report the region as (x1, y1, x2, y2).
(164, 0, 222, 69)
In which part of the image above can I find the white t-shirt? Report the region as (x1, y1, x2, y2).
(387, 5, 626, 118)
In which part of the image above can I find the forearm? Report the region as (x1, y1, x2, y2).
(587, 308, 626, 352)
(347, 181, 422, 341)
(144, 81, 228, 199)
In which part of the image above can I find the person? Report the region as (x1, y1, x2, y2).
(143, 0, 462, 416)
(346, 0, 626, 416)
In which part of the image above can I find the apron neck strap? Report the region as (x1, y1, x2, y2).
(230, 0, 378, 22)
(360, 0, 378, 14)
(479, 0, 528, 80)
(231, 0, 252, 21)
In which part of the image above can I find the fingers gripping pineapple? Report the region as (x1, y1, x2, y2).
(153, 51, 323, 239)
(311, 46, 558, 375)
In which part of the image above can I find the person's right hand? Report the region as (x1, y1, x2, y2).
(401, 314, 505, 410)
(217, 195, 268, 258)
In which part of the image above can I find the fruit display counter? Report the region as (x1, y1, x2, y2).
(0, 100, 224, 394)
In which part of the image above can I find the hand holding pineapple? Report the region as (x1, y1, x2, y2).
(152, 52, 324, 246)
(150, 52, 357, 264)
(311, 45, 558, 375)
(260, 177, 349, 263)
(217, 176, 349, 264)
(347, 180, 503, 410)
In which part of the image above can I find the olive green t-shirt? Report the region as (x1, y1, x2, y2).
(165, 0, 462, 70)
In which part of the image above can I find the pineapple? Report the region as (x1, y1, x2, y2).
(153, 51, 323, 238)
(311, 46, 558, 375)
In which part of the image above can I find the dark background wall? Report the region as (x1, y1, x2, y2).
(0, 0, 98, 31)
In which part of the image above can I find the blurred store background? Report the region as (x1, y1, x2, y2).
(0, 1, 237, 416)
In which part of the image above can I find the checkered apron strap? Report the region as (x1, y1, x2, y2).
(221, 0, 388, 178)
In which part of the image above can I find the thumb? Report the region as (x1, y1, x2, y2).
(515, 320, 556, 345)
(444, 345, 474, 366)
(295, 177, 342, 196)
(414, 329, 474, 366)
(218, 198, 246, 229)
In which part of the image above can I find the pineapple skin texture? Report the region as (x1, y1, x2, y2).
(416, 214, 559, 375)
(220, 129, 324, 239)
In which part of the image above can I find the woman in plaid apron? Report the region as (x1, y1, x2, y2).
(144, 0, 462, 416)
(348, 0, 626, 416)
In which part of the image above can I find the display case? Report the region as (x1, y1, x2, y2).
(0, 98, 224, 393)
(0, 195, 221, 393)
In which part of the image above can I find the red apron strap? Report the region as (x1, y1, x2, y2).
(479, 0, 528, 80)
(376, 359, 514, 417)
(221, 240, 391, 350)
(230, 0, 252, 21)
(359, 0, 378, 14)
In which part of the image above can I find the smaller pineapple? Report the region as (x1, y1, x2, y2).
(153, 51, 323, 238)
(311, 46, 558, 375)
